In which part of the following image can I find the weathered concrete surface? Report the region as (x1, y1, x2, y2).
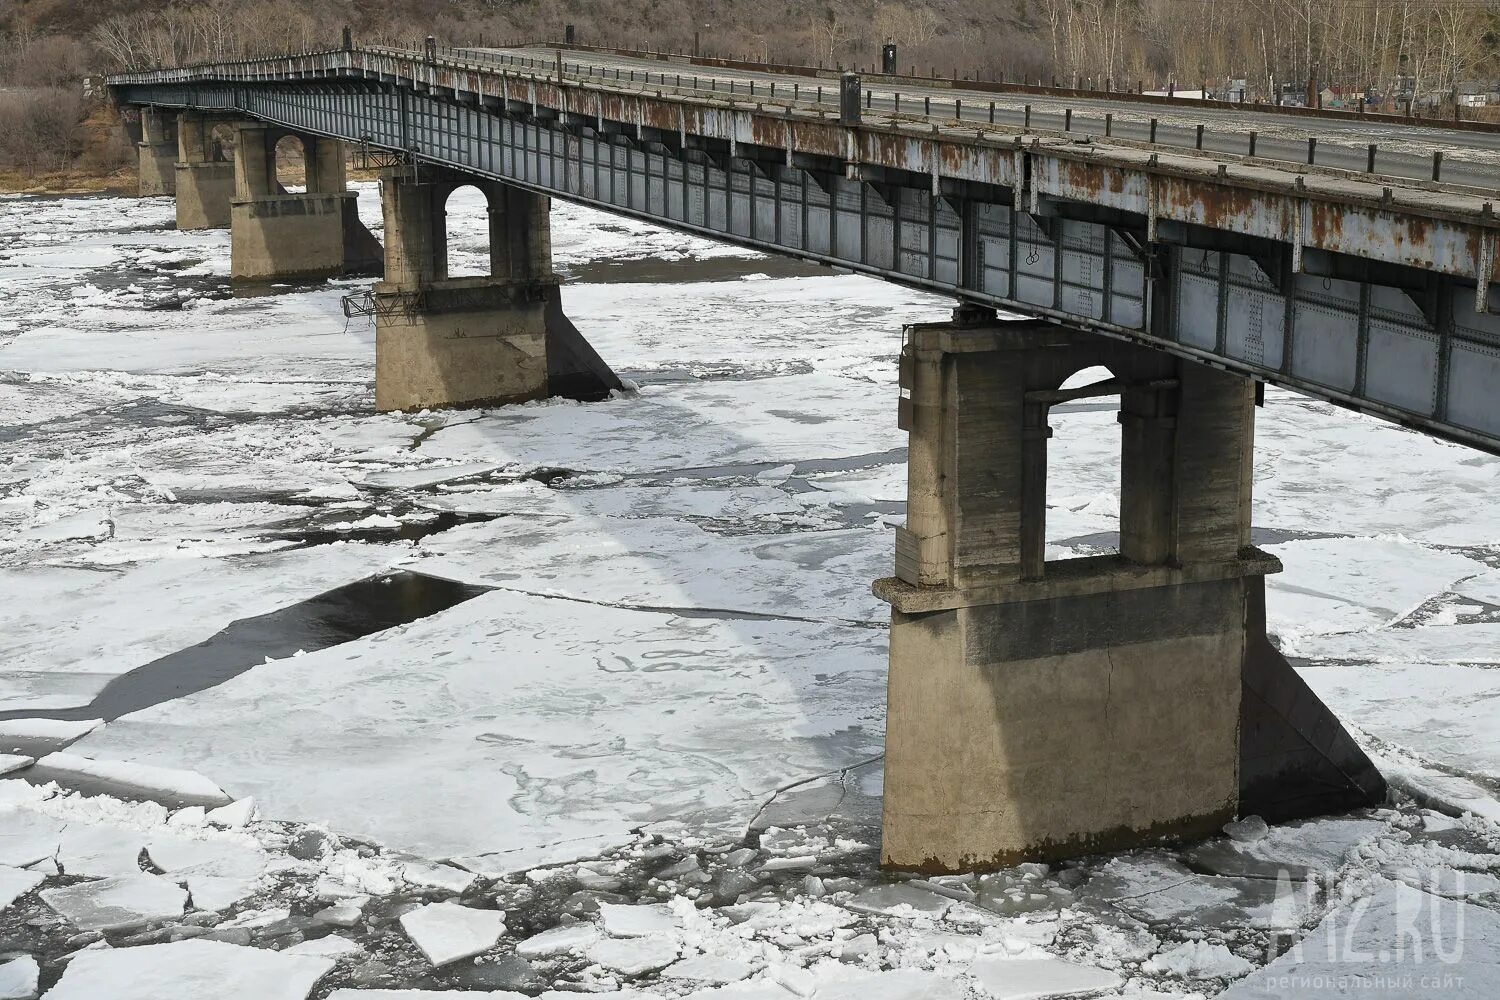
(173, 113, 233, 230)
(374, 165, 617, 411)
(374, 279, 550, 411)
(136, 108, 176, 198)
(231, 193, 360, 281)
(876, 317, 1378, 872)
(881, 569, 1252, 871)
(176, 163, 234, 230)
(228, 124, 381, 281)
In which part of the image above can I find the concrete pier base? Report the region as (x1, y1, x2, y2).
(372, 166, 618, 411)
(876, 315, 1383, 872)
(174, 115, 234, 229)
(137, 109, 177, 197)
(228, 125, 381, 281)
(374, 279, 551, 411)
(176, 162, 235, 229)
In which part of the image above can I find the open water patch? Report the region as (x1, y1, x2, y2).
(0, 571, 491, 724)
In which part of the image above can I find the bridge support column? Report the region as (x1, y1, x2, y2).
(137, 108, 177, 197)
(372, 166, 620, 412)
(229, 125, 382, 281)
(875, 315, 1384, 872)
(174, 114, 233, 230)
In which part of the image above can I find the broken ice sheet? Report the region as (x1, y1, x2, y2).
(515, 922, 600, 959)
(966, 957, 1123, 999)
(40, 873, 187, 931)
(0, 866, 45, 912)
(145, 833, 269, 878)
(1182, 816, 1388, 880)
(0, 812, 64, 869)
(31, 753, 230, 808)
(812, 968, 968, 1000)
(399, 858, 476, 894)
(0, 956, 38, 1000)
(599, 902, 679, 937)
(399, 901, 506, 966)
(43, 939, 334, 1000)
(1220, 882, 1500, 999)
(843, 882, 951, 917)
(56, 822, 149, 878)
(586, 935, 681, 976)
(663, 954, 754, 984)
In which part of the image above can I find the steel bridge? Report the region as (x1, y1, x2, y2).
(108, 43, 1500, 453)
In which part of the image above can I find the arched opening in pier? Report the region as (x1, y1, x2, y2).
(208, 123, 235, 163)
(441, 184, 494, 278)
(273, 134, 307, 193)
(1045, 364, 1122, 559)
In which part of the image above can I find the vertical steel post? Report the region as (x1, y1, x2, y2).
(839, 73, 863, 124)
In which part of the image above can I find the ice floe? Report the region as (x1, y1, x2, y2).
(399, 901, 507, 966)
(43, 939, 334, 1000)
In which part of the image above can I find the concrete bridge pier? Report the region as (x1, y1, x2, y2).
(137, 108, 177, 197)
(174, 114, 234, 230)
(875, 313, 1384, 873)
(229, 125, 382, 281)
(372, 166, 620, 412)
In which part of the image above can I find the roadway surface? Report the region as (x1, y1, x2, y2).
(469, 46, 1500, 192)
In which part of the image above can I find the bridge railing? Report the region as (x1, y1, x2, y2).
(107, 44, 1500, 192)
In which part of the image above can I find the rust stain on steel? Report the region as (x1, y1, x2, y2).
(1306, 204, 1479, 279)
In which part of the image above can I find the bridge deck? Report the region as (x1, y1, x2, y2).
(482, 45, 1500, 191)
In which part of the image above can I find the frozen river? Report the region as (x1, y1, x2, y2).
(2, 185, 1500, 997)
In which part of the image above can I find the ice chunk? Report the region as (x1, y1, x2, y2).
(400, 859, 476, 894)
(1183, 816, 1388, 879)
(56, 823, 147, 878)
(146, 835, 268, 878)
(41, 874, 188, 931)
(0, 866, 45, 912)
(814, 969, 968, 1000)
(663, 955, 754, 984)
(185, 875, 258, 912)
(0, 956, 38, 1000)
(327, 993, 525, 999)
(205, 797, 257, 829)
(167, 806, 207, 829)
(398, 901, 506, 966)
(515, 922, 600, 959)
(0, 755, 32, 777)
(0, 718, 102, 753)
(1143, 940, 1254, 979)
(0, 812, 64, 868)
(450, 833, 634, 878)
(683, 983, 797, 1000)
(1223, 815, 1270, 842)
(313, 904, 363, 928)
(42, 939, 334, 1000)
(284, 935, 361, 958)
(358, 462, 499, 489)
(967, 957, 1124, 998)
(843, 883, 951, 917)
(599, 902, 678, 937)
(31, 753, 231, 808)
(585, 935, 680, 976)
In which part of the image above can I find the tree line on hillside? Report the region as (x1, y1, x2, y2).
(1, 0, 1498, 181)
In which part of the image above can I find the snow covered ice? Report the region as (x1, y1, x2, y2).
(3, 186, 1500, 996)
